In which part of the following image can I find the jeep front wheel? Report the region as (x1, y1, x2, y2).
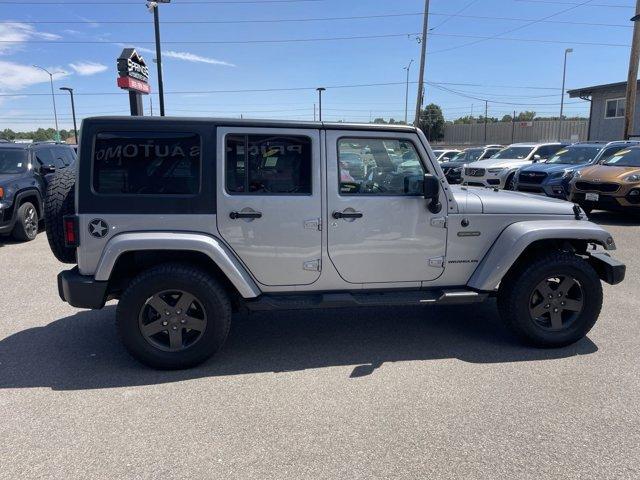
(116, 263, 231, 369)
(498, 251, 602, 348)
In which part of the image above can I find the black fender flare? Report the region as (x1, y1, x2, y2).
(12, 188, 44, 219)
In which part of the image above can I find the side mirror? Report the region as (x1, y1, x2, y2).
(424, 174, 442, 213)
(41, 164, 56, 174)
(532, 154, 542, 163)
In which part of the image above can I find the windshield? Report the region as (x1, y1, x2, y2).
(450, 149, 482, 163)
(602, 148, 640, 167)
(0, 149, 28, 174)
(546, 146, 602, 165)
(490, 146, 534, 159)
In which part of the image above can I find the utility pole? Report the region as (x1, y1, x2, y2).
(511, 110, 516, 143)
(558, 48, 573, 141)
(414, 0, 430, 126)
(484, 100, 488, 144)
(34, 65, 61, 141)
(625, 3, 640, 139)
(59, 87, 77, 141)
(404, 59, 414, 124)
(150, 96, 154, 116)
(147, 0, 170, 116)
(313, 103, 316, 121)
(316, 87, 325, 121)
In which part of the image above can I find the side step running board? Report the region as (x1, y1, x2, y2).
(243, 289, 487, 312)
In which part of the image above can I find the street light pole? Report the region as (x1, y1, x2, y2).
(59, 87, 77, 141)
(34, 65, 61, 141)
(404, 59, 414, 124)
(316, 87, 326, 121)
(625, 3, 640, 139)
(558, 48, 573, 141)
(414, 0, 431, 126)
(147, 0, 170, 116)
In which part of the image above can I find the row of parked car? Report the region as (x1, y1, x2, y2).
(432, 141, 640, 214)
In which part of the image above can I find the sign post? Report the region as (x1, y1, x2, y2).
(117, 48, 151, 116)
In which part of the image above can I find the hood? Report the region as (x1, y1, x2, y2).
(440, 161, 464, 169)
(0, 172, 25, 184)
(579, 164, 640, 182)
(464, 187, 575, 215)
(519, 162, 580, 174)
(468, 158, 532, 169)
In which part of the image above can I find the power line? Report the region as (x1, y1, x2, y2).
(428, 0, 596, 55)
(514, 0, 632, 7)
(0, 31, 627, 48)
(429, 0, 480, 31)
(9, 12, 632, 27)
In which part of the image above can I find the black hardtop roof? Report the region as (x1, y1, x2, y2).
(81, 116, 419, 133)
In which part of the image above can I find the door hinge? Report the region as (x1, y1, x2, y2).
(430, 217, 447, 228)
(304, 218, 322, 231)
(303, 259, 321, 271)
(428, 256, 445, 268)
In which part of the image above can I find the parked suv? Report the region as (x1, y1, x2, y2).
(0, 141, 76, 241)
(439, 145, 502, 184)
(48, 117, 624, 369)
(569, 145, 640, 213)
(462, 142, 567, 189)
(515, 141, 640, 199)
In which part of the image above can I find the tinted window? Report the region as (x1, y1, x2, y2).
(338, 138, 424, 195)
(602, 148, 640, 167)
(92, 132, 201, 195)
(598, 145, 628, 163)
(491, 146, 534, 159)
(535, 145, 564, 159)
(35, 148, 54, 167)
(0, 149, 28, 174)
(546, 146, 602, 165)
(226, 134, 312, 195)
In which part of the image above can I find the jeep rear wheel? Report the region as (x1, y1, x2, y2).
(116, 263, 231, 369)
(44, 168, 76, 263)
(498, 251, 602, 348)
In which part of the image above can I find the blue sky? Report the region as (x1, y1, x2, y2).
(0, 0, 636, 131)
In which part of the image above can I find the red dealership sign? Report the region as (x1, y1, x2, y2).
(117, 76, 151, 94)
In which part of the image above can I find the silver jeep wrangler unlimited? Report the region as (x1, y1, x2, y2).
(46, 117, 625, 369)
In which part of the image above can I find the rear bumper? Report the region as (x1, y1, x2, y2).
(588, 252, 626, 285)
(57, 267, 108, 309)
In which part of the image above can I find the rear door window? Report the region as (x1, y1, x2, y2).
(225, 134, 312, 195)
(92, 131, 201, 195)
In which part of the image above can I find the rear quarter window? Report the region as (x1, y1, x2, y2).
(92, 131, 201, 195)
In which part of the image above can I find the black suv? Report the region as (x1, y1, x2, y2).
(0, 142, 76, 241)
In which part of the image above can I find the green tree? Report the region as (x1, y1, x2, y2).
(418, 103, 445, 141)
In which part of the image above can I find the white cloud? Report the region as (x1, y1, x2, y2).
(0, 61, 69, 91)
(68, 61, 108, 76)
(75, 15, 100, 28)
(133, 45, 235, 66)
(0, 22, 60, 54)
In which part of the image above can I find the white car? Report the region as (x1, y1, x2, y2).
(432, 149, 461, 162)
(461, 142, 567, 189)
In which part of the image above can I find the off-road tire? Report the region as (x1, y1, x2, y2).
(44, 168, 76, 263)
(11, 202, 38, 241)
(116, 263, 232, 369)
(498, 251, 602, 348)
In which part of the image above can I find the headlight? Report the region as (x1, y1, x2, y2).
(487, 167, 504, 174)
(561, 170, 575, 179)
(572, 170, 582, 180)
(625, 173, 640, 182)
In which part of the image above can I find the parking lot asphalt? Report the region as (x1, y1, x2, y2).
(1, 211, 639, 480)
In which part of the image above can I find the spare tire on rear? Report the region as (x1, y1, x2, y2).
(45, 168, 77, 264)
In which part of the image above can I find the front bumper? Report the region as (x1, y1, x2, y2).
(570, 191, 640, 210)
(463, 170, 510, 188)
(0, 201, 16, 234)
(589, 252, 626, 285)
(517, 180, 568, 199)
(58, 267, 108, 309)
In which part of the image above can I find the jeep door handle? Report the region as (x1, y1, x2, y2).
(229, 211, 262, 220)
(332, 210, 363, 219)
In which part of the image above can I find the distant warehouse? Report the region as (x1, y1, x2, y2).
(568, 80, 640, 141)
